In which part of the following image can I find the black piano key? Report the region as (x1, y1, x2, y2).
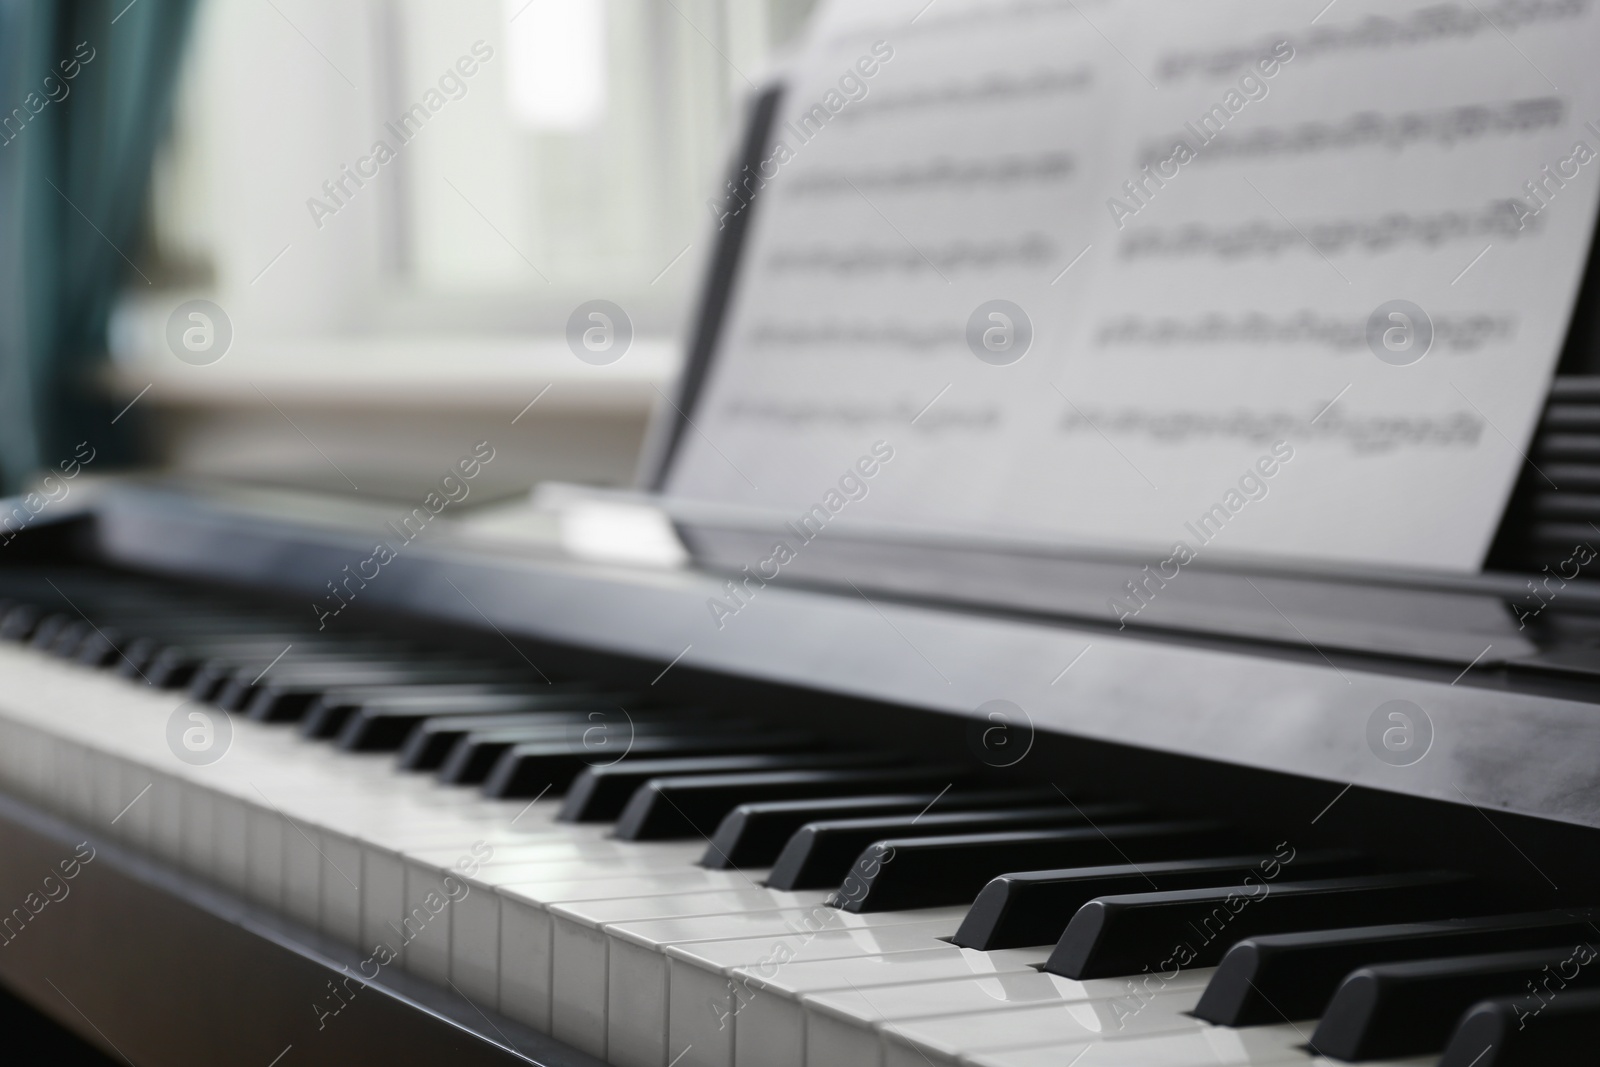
(0, 603, 40, 640)
(1310, 943, 1600, 1061)
(1437, 988, 1600, 1067)
(832, 822, 1237, 914)
(1530, 491, 1600, 521)
(334, 690, 635, 750)
(1549, 377, 1600, 401)
(46, 619, 94, 658)
(700, 787, 1065, 870)
(399, 711, 602, 770)
(218, 660, 476, 713)
(437, 725, 607, 784)
(146, 647, 214, 689)
(480, 732, 830, 797)
(434, 719, 730, 783)
(1541, 462, 1600, 491)
(241, 665, 542, 721)
(953, 849, 1367, 952)
(1537, 432, 1600, 462)
(116, 635, 168, 678)
(612, 765, 985, 841)
(27, 613, 73, 651)
(557, 756, 917, 822)
(392, 705, 692, 769)
(438, 719, 776, 785)
(301, 686, 565, 738)
(182, 651, 315, 701)
(1194, 908, 1600, 1026)
(766, 803, 1146, 891)
(183, 643, 413, 701)
(1048, 871, 1485, 980)
(125, 637, 233, 685)
(1543, 402, 1600, 431)
(75, 626, 131, 668)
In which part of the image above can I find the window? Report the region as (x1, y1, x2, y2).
(109, 0, 818, 497)
(134, 0, 820, 338)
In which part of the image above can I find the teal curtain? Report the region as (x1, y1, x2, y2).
(0, 0, 196, 493)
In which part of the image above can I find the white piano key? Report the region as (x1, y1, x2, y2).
(585, 890, 831, 1067)
(148, 769, 186, 864)
(957, 1024, 1314, 1066)
(363, 847, 408, 957)
(508, 867, 764, 900)
(875, 991, 1209, 1067)
(673, 957, 764, 1067)
(114, 765, 157, 850)
(417, 837, 706, 867)
(247, 802, 285, 909)
(29, 728, 58, 807)
(87, 746, 126, 831)
(56, 740, 92, 822)
(23, 726, 58, 811)
(180, 778, 217, 878)
(440, 848, 615, 1000)
(717, 946, 1052, 1067)
(1, 716, 28, 793)
(320, 828, 364, 943)
(591, 907, 966, 1067)
(214, 790, 252, 894)
(282, 813, 324, 928)
(353, 822, 598, 887)
(545, 889, 818, 1057)
(99, 753, 140, 840)
(40, 734, 68, 815)
(383, 837, 651, 987)
(0, 716, 41, 799)
(450, 876, 502, 1009)
(490, 865, 773, 1029)
(805, 969, 1214, 1067)
(401, 857, 457, 981)
(0, 715, 16, 788)
(500, 894, 552, 1031)
(540, 872, 736, 1050)
(551, 907, 610, 1055)
(813, 966, 1215, 1019)
(39, 728, 69, 809)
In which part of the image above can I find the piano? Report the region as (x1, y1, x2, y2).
(6, 4, 1600, 1066)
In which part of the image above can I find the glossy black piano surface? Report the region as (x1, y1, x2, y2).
(0, 489, 1598, 1067)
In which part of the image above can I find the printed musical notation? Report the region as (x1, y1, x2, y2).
(1119, 203, 1535, 261)
(1136, 98, 1565, 169)
(1093, 312, 1517, 353)
(788, 153, 1074, 198)
(835, 67, 1093, 123)
(1058, 406, 1485, 454)
(718, 397, 1002, 433)
(764, 234, 1057, 276)
(668, 0, 1600, 571)
(1155, 0, 1592, 82)
(746, 320, 960, 352)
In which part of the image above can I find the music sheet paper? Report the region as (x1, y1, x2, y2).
(665, 0, 1600, 573)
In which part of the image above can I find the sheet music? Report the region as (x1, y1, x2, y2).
(666, 0, 1600, 573)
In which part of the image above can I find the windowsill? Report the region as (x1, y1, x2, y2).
(104, 334, 679, 413)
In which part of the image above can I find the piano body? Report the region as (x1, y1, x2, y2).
(6, 2, 1600, 1066)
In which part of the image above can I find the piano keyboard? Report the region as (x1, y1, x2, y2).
(1, 568, 1595, 1067)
